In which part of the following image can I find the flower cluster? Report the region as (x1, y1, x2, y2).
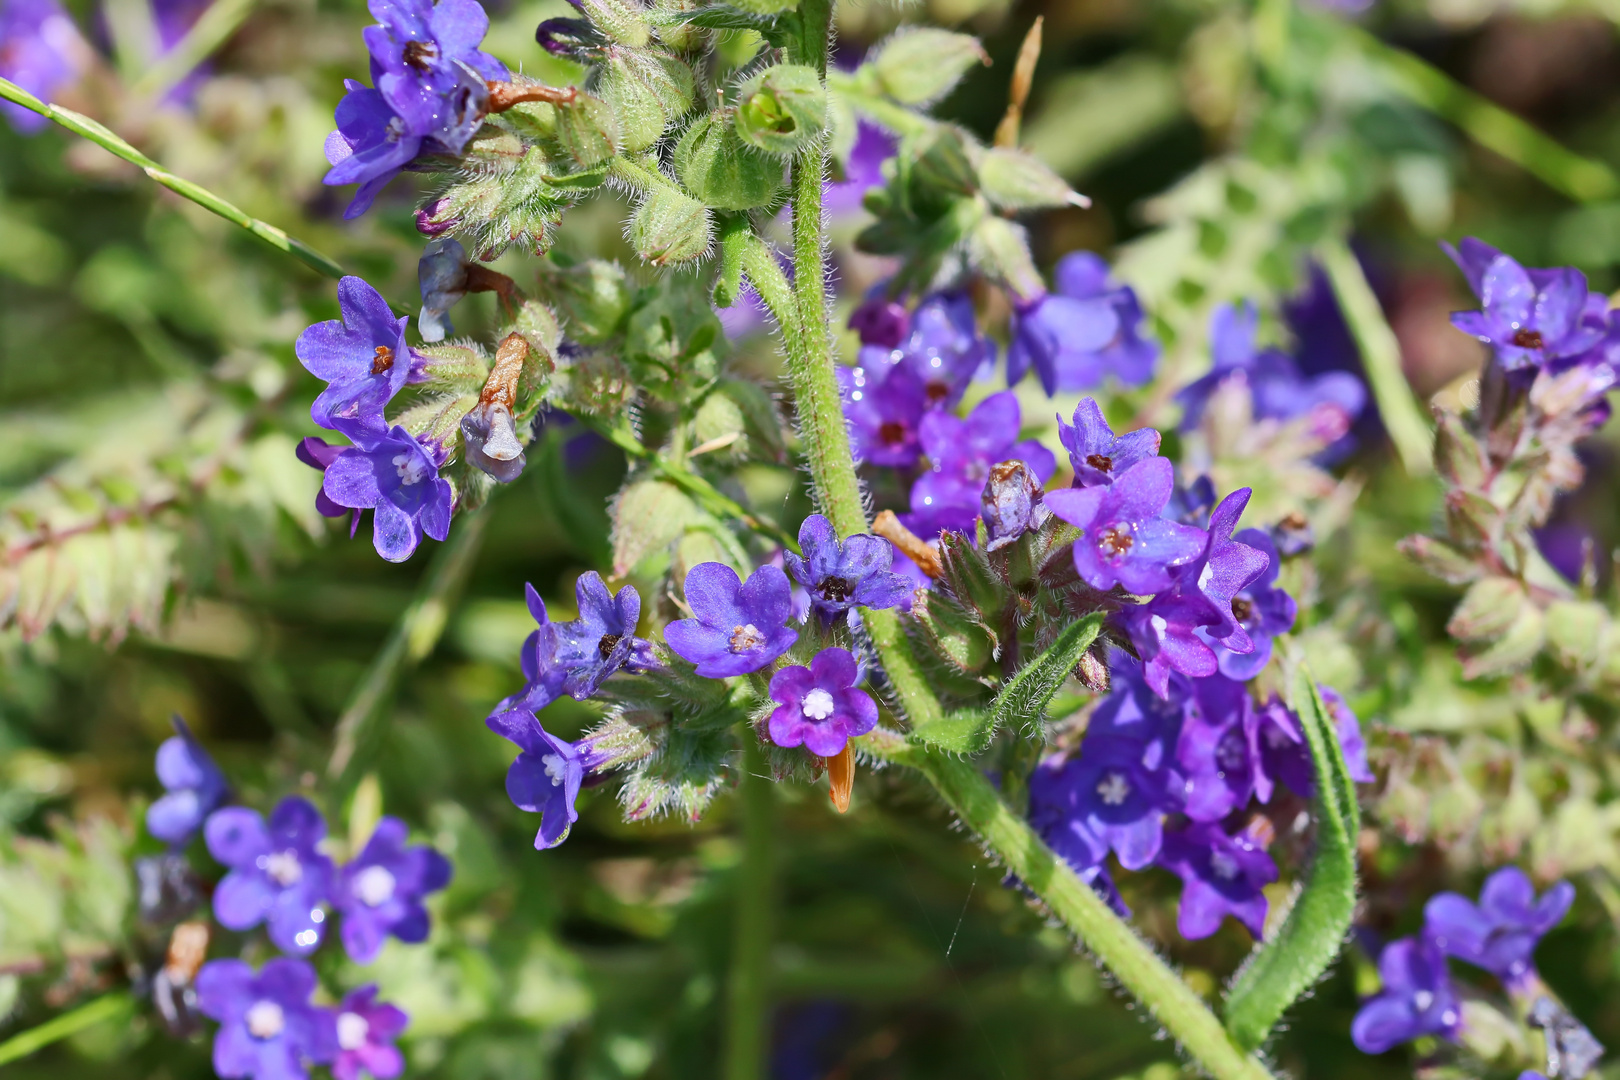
(0, 0, 87, 133)
(323, 0, 508, 218)
(141, 717, 449, 1080)
(1353, 867, 1589, 1070)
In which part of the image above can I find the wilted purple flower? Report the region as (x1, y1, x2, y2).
(1058, 397, 1162, 488)
(554, 572, 658, 698)
(0, 0, 85, 133)
(332, 986, 407, 1080)
(417, 237, 469, 343)
(1158, 821, 1277, 940)
(205, 797, 335, 956)
(1044, 252, 1159, 389)
(1351, 935, 1461, 1054)
(848, 295, 909, 350)
(486, 708, 618, 849)
(1445, 237, 1603, 372)
(980, 460, 1046, 550)
(460, 399, 526, 483)
(783, 514, 912, 622)
(296, 277, 413, 439)
(905, 391, 1055, 538)
(1209, 528, 1295, 680)
(336, 817, 452, 964)
(664, 563, 798, 677)
(766, 647, 878, 757)
(1007, 289, 1121, 397)
(196, 957, 337, 1080)
(147, 715, 229, 846)
(363, 0, 506, 154)
(1423, 867, 1574, 989)
(321, 426, 454, 563)
(323, 82, 422, 221)
(1173, 674, 1256, 823)
(839, 360, 928, 469)
(1044, 457, 1206, 594)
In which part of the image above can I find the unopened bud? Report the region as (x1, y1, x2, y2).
(415, 197, 460, 238)
(536, 16, 604, 60)
(868, 27, 987, 106)
(674, 112, 784, 211)
(568, 0, 651, 47)
(540, 259, 632, 344)
(968, 214, 1042, 300)
(975, 146, 1087, 211)
(980, 459, 1044, 551)
(397, 391, 479, 452)
(630, 184, 713, 265)
(734, 63, 826, 155)
(1076, 649, 1109, 694)
(849, 296, 909, 348)
(600, 49, 696, 153)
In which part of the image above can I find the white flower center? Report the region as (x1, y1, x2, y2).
(1096, 772, 1131, 806)
(246, 1000, 285, 1040)
(261, 850, 302, 886)
(802, 688, 836, 721)
(1210, 851, 1241, 881)
(392, 451, 428, 486)
(337, 1011, 370, 1051)
(353, 864, 397, 907)
(1412, 990, 1434, 1012)
(729, 624, 766, 652)
(543, 753, 567, 786)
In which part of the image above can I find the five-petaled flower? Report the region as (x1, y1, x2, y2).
(783, 514, 912, 623)
(1058, 397, 1162, 489)
(196, 957, 337, 1080)
(321, 426, 455, 563)
(766, 647, 878, 757)
(1045, 456, 1206, 595)
(332, 986, 409, 1080)
(1423, 866, 1574, 990)
(1007, 281, 1121, 397)
(487, 708, 617, 849)
(205, 797, 336, 956)
(664, 563, 798, 678)
(1351, 935, 1462, 1054)
(337, 816, 453, 964)
(296, 277, 415, 439)
(905, 391, 1056, 538)
(552, 571, 660, 698)
(1156, 820, 1278, 940)
(1445, 236, 1604, 372)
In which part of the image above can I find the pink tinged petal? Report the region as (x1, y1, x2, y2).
(206, 807, 271, 866)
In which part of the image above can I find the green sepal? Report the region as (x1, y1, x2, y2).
(1222, 665, 1360, 1052)
(986, 612, 1105, 737)
(599, 49, 697, 154)
(674, 112, 784, 211)
(630, 184, 714, 266)
(734, 63, 827, 155)
(713, 215, 749, 307)
(866, 27, 986, 107)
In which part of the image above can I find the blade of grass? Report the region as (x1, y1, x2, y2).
(0, 994, 133, 1067)
(130, 0, 260, 101)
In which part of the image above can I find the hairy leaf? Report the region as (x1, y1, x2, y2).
(989, 612, 1104, 736)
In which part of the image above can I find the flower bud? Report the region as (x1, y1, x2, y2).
(601, 48, 697, 153)
(1446, 575, 1527, 643)
(415, 197, 459, 237)
(536, 16, 605, 60)
(867, 27, 987, 106)
(734, 63, 826, 155)
(848, 296, 909, 348)
(516, 298, 563, 357)
(647, 0, 705, 51)
(630, 184, 714, 265)
(1543, 600, 1606, 673)
(1076, 649, 1110, 695)
(980, 460, 1044, 551)
(552, 91, 619, 169)
(570, 0, 651, 48)
(1433, 410, 1486, 490)
(541, 259, 632, 344)
(674, 112, 784, 211)
(975, 146, 1086, 211)
(968, 215, 1043, 300)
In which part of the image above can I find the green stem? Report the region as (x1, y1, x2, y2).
(1315, 235, 1433, 477)
(860, 731, 1276, 1080)
(723, 732, 776, 1080)
(0, 994, 133, 1067)
(326, 508, 490, 786)
(129, 0, 258, 101)
(1347, 25, 1620, 204)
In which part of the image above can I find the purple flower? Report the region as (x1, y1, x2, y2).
(1254, 689, 1373, 802)
(486, 708, 617, 849)
(1351, 936, 1462, 1054)
(323, 82, 422, 221)
(1445, 237, 1604, 372)
(1423, 867, 1574, 989)
(783, 514, 912, 622)
(1031, 734, 1172, 870)
(1208, 528, 1295, 680)
(839, 360, 928, 469)
(1186, 488, 1270, 653)
(905, 391, 1055, 538)
(766, 647, 878, 757)
(332, 986, 408, 1080)
(848, 295, 909, 350)
(894, 292, 996, 410)
(1044, 457, 1206, 594)
(1172, 674, 1257, 823)
(1116, 594, 1219, 699)
(664, 563, 798, 677)
(417, 237, 469, 343)
(0, 0, 85, 134)
(1007, 289, 1121, 397)
(1164, 475, 1216, 530)
(295, 277, 413, 439)
(321, 426, 454, 563)
(553, 572, 658, 698)
(363, 0, 506, 154)
(496, 583, 567, 714)
(336, 816, 452, 964)
(205, 797, 336, 955)
(980, 460, 1047, 550)
(1158, 821, 1277, 939)
(1058, 397, 1162, 488)
(195, 957, 337, 1080)
(296, 438, 357, 522)
(825, 120, 895, 214)
(147, 715, 229, 846)
(1043, 252, 1159, 389)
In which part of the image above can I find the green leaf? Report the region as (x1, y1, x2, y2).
(907, 707, 992, 755)
(988, 612, 1104, 736)
(1222, 666, 1360, 1052)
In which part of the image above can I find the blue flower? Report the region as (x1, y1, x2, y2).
(1351, 935, 1461, 1054)
(205, 797, 336, 955)
(766, 647, 878, 757)
(1445, 236, 1604, 372)
(196, 957, 337, 1080)
(1057, 397, 1162, 489)
(1156, 820, 1277, 940)
(320, 426, 455, 563)
(323, 82, 424, 221)
(1044, 456, 1206, 595)
(147, 715, 229, 847)
(904, 391, 1055, 539)
(336, 817, 452, 964)
(364, 0, 506, 152)
(664, 563, 798, 678)
(1042, 252, 1159, 390)
(295, 277, 414, 439)
(783, 514, 913, 622)
(1007, 287, 1121, 397)
(1423, 866, 1574, 990)
(486, 709, 618, 849)
(553, 572, 659, 698)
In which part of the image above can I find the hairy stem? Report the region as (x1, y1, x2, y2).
(723, 732, 776, 1080)
(860, 731, 1277, 1080)
(0, 994, 133, 1067)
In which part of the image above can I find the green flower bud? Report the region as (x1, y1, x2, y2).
(631, 184, 714, 265)
(573, 0, 651, 47)
(1434, 410, 1487, 490)
(968, 214, 1043, 299)
(734, 64, 826, 154)
(1544, 600, 1606, 673)
(541, 259, 632, 345)
(600, 49, 697, 154)
(648, 0, 706, 52)
(1446, 576, 1527, 643)
(516, 298, 564, 357)
(674, 113, 784, 211)
(612, 477, 704, 576)
(552, 92, 619, 169)
(975, 147, 1086, 211)
(396, 391, 480, 451)
(867, 27, 987, 106)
